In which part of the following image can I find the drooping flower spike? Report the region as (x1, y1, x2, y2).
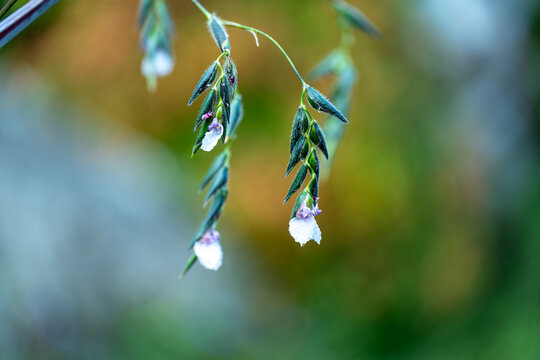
(180, 8, 245, 275)
(137, 0, 176, 91)
(283, 84, 348, 245)
(131, 0, 379, 275)
(310, 0, 380, 177)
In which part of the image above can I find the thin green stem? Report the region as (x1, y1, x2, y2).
(214, 51, 228, 74)
(338, 19, 355, 50)
(216, 51, 227, 63)
(191, 0, 211, 19)
(222, 20, 307, 86)
(300, 87, 307, 107)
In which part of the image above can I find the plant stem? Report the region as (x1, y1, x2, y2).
(300, 87, 307, 106)
(222, 20, 307, 86)
(190, 0, 210, 19)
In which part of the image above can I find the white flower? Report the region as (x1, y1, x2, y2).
(289, 215, 321, 246)
(141, 49, 174, 78)
(201, 118, 224, 152)
(288, 202, 322, 246)
(194, 229, 223, 271)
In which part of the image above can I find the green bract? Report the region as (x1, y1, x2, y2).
(188, 62, 219, 106)
(284, 164, 309, 204)
(208, 14, 231, 53)
(228, 95, 244, 138)
(306, 86, 349, 124)
(331, 0, 381, 38)
(204, 167, 229, 207)
(200, 152, 228, 191)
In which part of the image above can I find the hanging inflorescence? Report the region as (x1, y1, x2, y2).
(137, 0, 176, 91)
(182, 13, 243, 274)
(136, 0, 379, 276)
(310, 0, 380, 177)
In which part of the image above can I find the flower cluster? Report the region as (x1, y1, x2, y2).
(286, 1, 379, 245)
(133, 0, 379, 275)
(182, 12, 244, 275)
(189, 55, 239, 155)
(284, 85, 348, 245)
(137, 0, 175, 91)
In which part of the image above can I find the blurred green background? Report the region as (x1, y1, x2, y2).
(1, 0, 540, 359)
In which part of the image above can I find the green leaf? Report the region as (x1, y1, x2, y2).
(200, 152, 227, 191)
(208, 15, 231, 53)
(204, 167, 228, 207)
(332, 0, 381, 38)
(221, 109, 228, 144)
(192, 116, 213, 155)
(224, 58, 238, 93)
(306, 86, 348, 124)
(301, 110, 310, 132)
(300, 140, 310, 160)
(194, 89, 218, 131)
(308, 150, 320, 178)
(310, 121, 329, 159)
(286, 136, 306, 177)
(284, 164, 308, 204)
(188, 62, 218, 106)
(137, 0, 153, 27)
(228, 94, 244, 138)
(190, 189, 228, 247)
(155, 0, 175, 35)
(308, 175, 319, 198)
(138, 0, 175, 51)
(290, 107, 305, 154)
(179, 254, 198, 279)
(220, 77, 232, 113)
(219, 78, 231, 144)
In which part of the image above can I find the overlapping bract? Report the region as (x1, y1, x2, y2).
(182, 14, 244, 275)
(284, 0, 379, 245)
(330, 0, 380, 38)
(284, 85, 346, 245)
(189, 52, 238, 154)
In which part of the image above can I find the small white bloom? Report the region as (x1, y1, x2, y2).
(289, 215, 321, 246)
(153, 50, 174, 76)
(201, 119, 223, 152)
(194, 230, 223, 271)
(141, 49, 174, 78)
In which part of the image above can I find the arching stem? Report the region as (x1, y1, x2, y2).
(221, 20, 307, 86)
(191, 0, 211, 19)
